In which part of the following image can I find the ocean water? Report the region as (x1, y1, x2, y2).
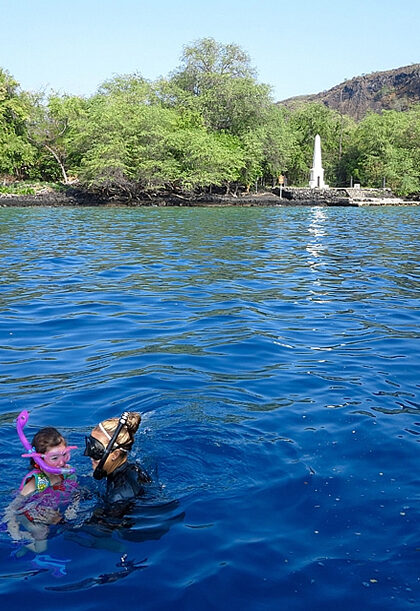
(0, 205, 418, 610)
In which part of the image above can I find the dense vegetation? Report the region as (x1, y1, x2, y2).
(1, 39, 419, 198)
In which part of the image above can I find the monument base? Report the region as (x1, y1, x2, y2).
(309, 181, 329, 189)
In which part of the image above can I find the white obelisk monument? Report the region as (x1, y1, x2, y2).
(309, 134, 328, 189)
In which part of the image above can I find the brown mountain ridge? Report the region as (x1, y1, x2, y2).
(278, 64, 420, 120)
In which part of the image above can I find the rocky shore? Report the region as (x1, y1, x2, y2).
(279, 187, 412, 206)
(0, 186, 416, 207)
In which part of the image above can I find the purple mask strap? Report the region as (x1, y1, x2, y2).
(21, 451, 43, 459)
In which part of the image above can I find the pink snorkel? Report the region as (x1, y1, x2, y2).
(16, 410, 76, 477)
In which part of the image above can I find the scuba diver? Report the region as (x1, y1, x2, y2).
(69, 411, 183, 556)
(84, 411, 151, 511)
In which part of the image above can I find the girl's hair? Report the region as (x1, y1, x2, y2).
(96, 412, 141, 451)
(30, 427, 66, 467)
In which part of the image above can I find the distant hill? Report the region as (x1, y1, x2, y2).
(278, 64, 420, 120)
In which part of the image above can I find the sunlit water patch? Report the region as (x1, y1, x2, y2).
(0, 206, 419, 609)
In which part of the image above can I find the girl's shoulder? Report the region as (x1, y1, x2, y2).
(20, 475, 36, 496)
(21, 470, 51, 495)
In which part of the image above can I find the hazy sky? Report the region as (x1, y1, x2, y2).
(1, 0, 418, 101)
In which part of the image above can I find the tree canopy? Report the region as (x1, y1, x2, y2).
(342, 107, 420, 195)
(0, 39, 418, 197)
(0, 68, 35, 177)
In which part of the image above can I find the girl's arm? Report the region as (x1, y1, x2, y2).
(4, 494, 32, 542)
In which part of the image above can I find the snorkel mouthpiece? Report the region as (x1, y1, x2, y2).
(92, 465, 107, 480)
(93, 412, 129, 480)
(16, 410, 75, 476)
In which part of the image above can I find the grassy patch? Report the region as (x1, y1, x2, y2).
(0, 181, 65, 195)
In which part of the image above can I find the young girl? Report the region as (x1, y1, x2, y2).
(6, 413, 78, 554)
(19, 426, 76, 493)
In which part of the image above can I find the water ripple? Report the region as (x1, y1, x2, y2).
(0, 206, 419, 608)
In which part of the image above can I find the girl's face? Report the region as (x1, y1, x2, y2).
(42, 443, 71, 468)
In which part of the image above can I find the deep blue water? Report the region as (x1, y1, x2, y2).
(0, 205, 418, 610)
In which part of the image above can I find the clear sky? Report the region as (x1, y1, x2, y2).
(1, 0, 418, 101)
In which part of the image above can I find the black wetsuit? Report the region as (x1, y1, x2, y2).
(105, 462, 151, 505)
(64, 462, 152, 547)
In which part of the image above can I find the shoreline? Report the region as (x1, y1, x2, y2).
(0, 187, 417, 208)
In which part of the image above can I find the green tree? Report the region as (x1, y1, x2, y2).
(26, 93, 86, 182)
(75, 73, 247, 197)
(174, 37, 256, 95)
(261, 106, 296, 184)
(167, 128, 244, 193)
(77, 87, 178, 196)
(343, 106, 420, 195)
(171, 38, 272, 136)
(0, 68, 35, 178)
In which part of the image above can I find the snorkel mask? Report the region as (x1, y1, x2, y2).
(16, 410, 76, 476)
(87, 412, 129, 481)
